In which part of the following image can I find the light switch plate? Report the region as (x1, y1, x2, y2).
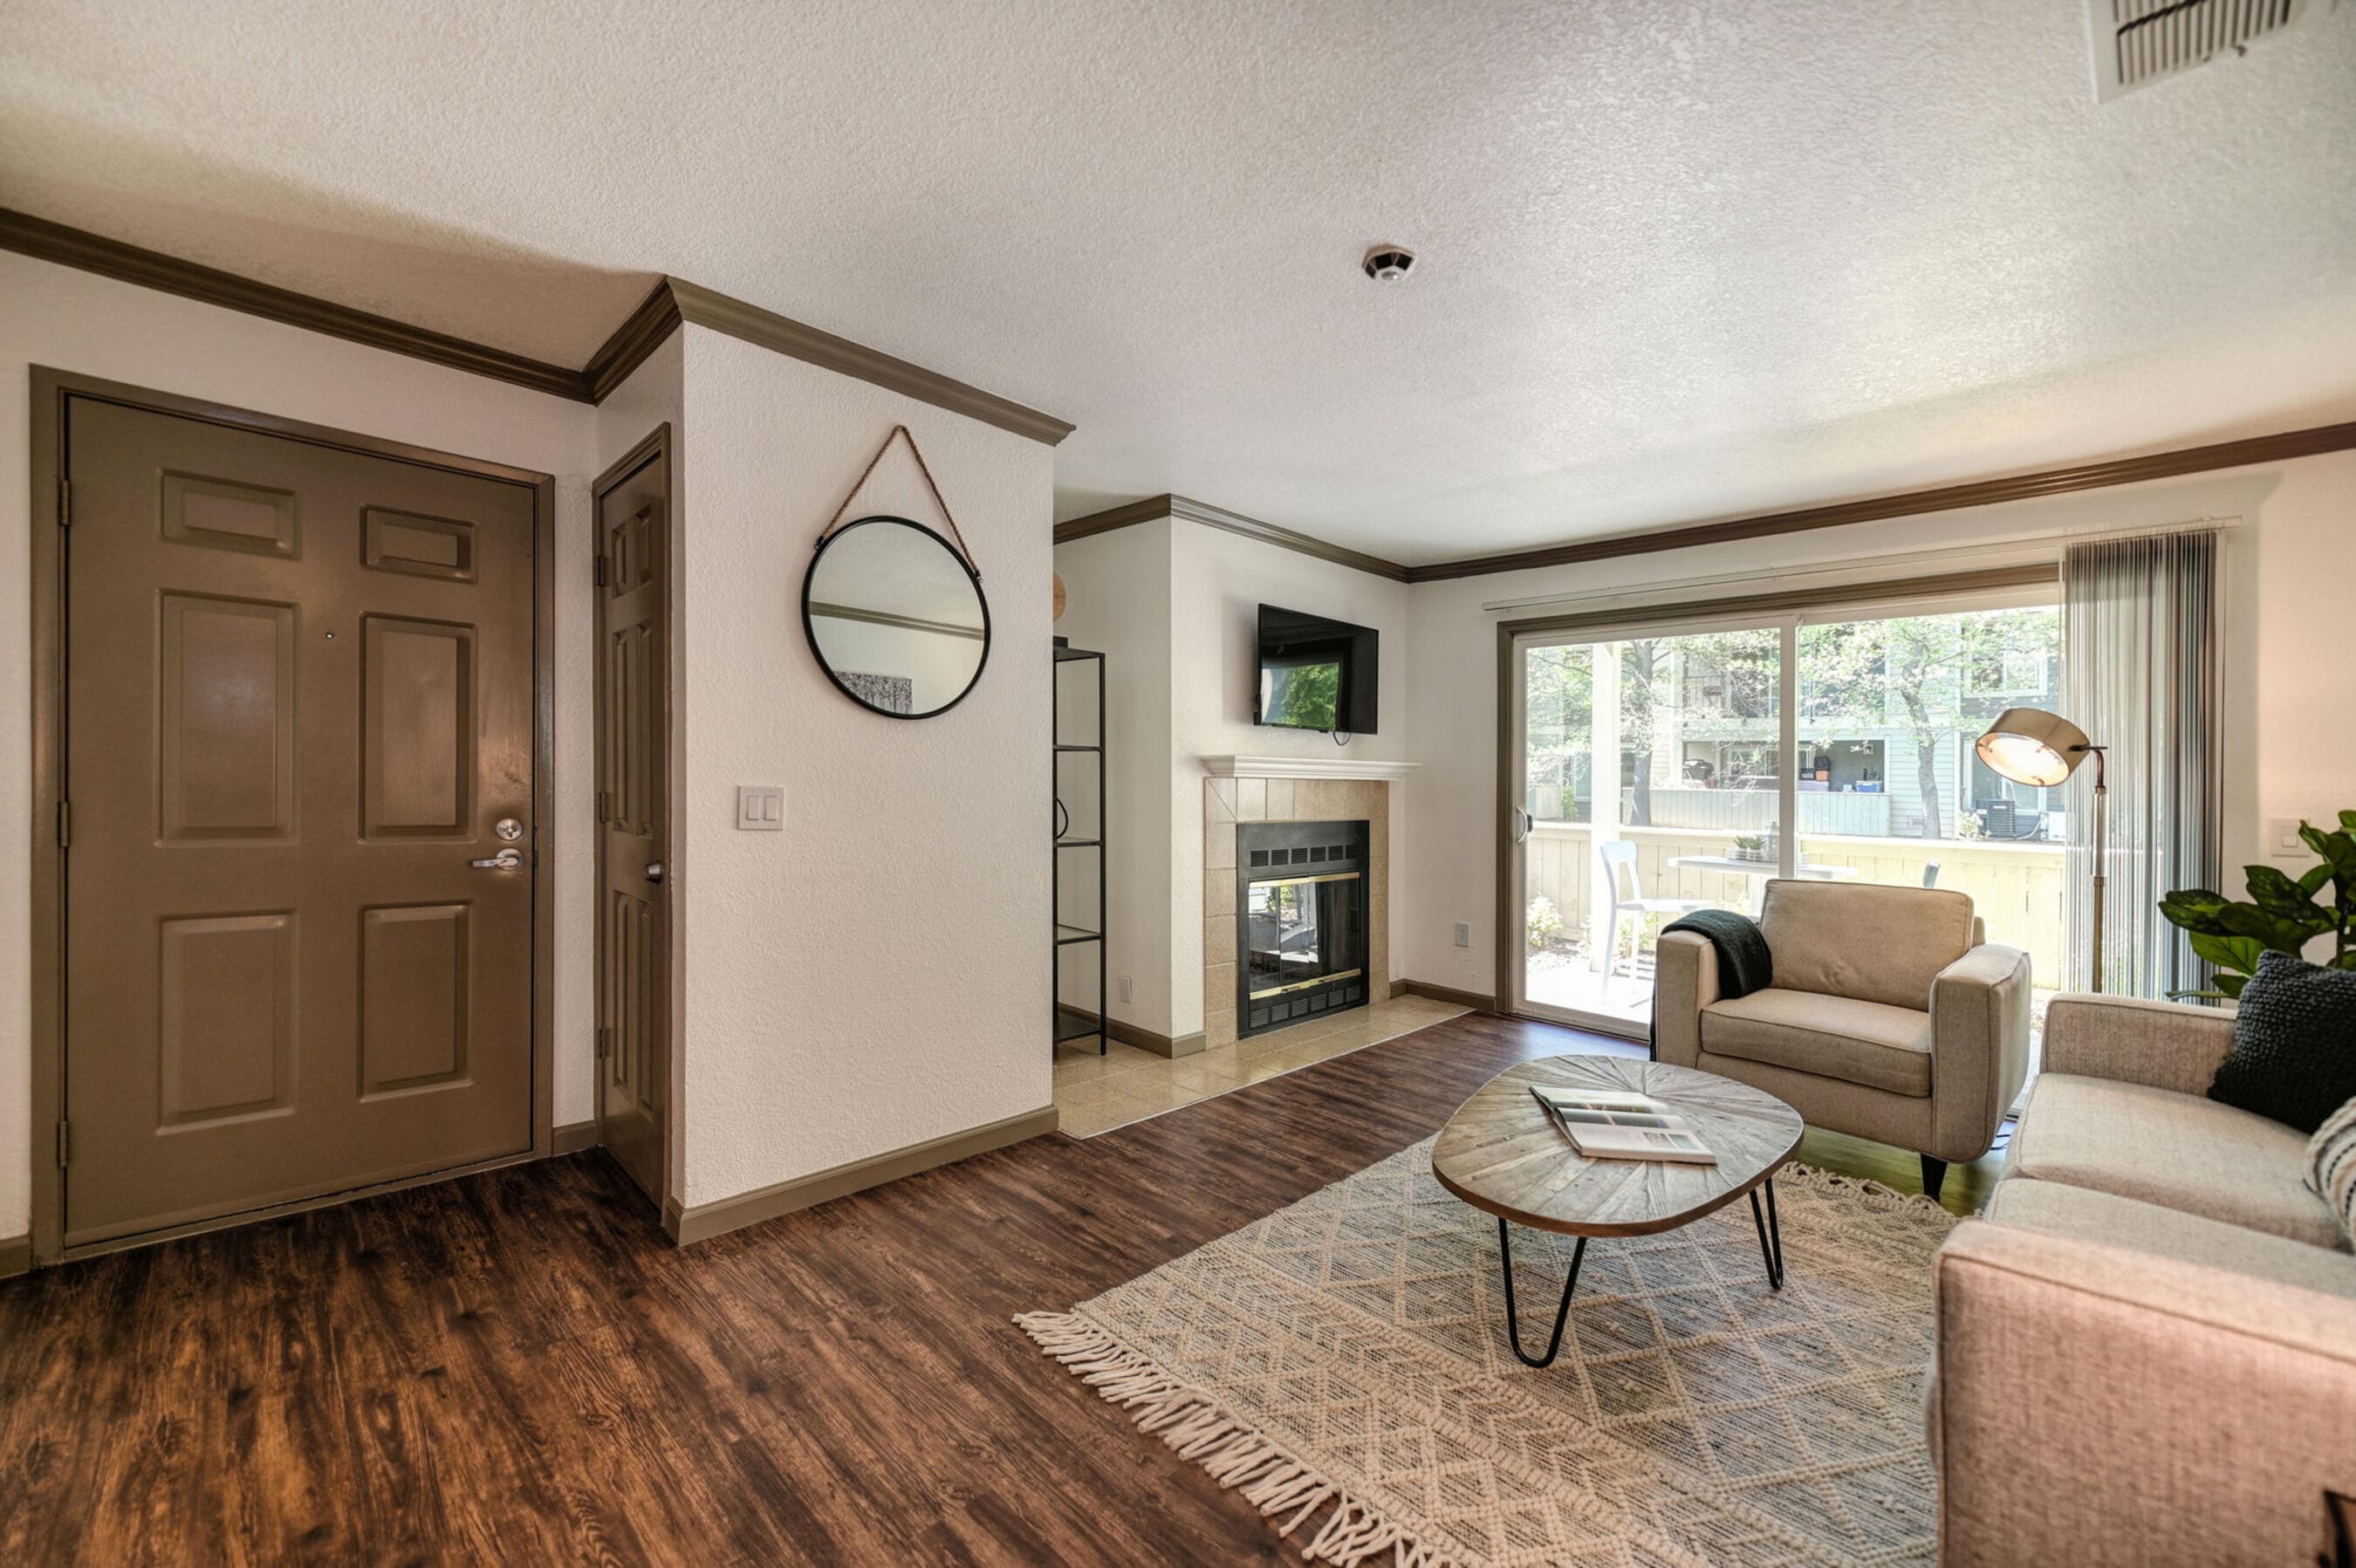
(2271, 816, 2305, 856)
(736, 785, 784, 831)
(1453, 921, 1472, 948)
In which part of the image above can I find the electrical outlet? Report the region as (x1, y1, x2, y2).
(2271, 817, 2305, 856)
(1118, 975, 1133, 1003)
(1453, 921, 1471, 948)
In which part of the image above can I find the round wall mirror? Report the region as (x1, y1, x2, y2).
(802, 515, 991, 718)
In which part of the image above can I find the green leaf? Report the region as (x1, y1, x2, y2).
(2188, 931, 2264, 976)
(2244, 864, 2327, 919)
(2217, 972, 2250, 999)
(2339, 810, 2356, 835)
(2159, 889, 2234, 936)
(2216, 902, 2325, 953)
(2164, 989, 2235, 1003)
(2298, 823, 2356, 879)
(2298, 863, 2337, 898)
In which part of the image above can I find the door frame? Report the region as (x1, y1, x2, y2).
(588, 422, 677, 1219)
(27, 366, 558, 1265)
(1492, 565, 2060, 1035)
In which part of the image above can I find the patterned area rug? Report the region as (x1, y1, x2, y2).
(1020, 1136, 1958, 1566)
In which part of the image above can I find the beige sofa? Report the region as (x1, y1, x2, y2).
(1654, 879, 2032, 1197)
(1932, 993, 2356, 1565)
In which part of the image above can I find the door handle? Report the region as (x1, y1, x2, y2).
(644, 861, 665, 884)
(470, 847, 524, 871)
(1511, 807, 1532, 846)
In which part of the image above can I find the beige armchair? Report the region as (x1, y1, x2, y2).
(1654, 879, 2031, 1198)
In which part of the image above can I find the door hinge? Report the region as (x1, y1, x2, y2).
(595, 1026, 612, 1061)
(55, 1120, 69, 1168)
(594, 553, 608, 587)
(596, 790, 610, 824)
(56, 800, 69, 849)
(57, 477, 70, 528)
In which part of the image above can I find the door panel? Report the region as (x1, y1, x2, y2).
(63, 394, 538, 1246)
(593, 434, 670, 1209)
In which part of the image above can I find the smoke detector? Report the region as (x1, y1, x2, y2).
(2088, 0, 2330, 101)
(1361, 244, 1416, 282)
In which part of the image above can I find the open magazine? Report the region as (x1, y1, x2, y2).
(1530, 1086, 1717, 1166)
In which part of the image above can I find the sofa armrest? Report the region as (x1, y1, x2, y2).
(2040, 992, 2235, 1096)
(1652, 931, 1717, 1068)
(1933, 1219, 2356, 1567)
(1928, 943, 2032, 1163)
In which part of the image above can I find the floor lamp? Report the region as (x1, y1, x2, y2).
(1976, 708, 2106, 992)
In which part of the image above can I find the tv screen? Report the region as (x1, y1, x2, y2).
(1256, 605, 1379, 735)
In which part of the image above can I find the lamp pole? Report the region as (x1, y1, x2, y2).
(2079, 744, 2107, 994)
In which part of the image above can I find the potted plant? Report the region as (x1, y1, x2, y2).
(2160, 812, 2356, 999)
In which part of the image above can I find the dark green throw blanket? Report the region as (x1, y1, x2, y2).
(1647, 909, 1770, 1060)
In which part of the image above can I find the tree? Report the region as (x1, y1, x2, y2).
(1799, 608, 2059, 840)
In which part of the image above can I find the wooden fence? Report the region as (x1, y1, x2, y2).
(1524, 822, 2066, 986)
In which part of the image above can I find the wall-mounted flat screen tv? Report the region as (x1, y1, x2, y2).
(1256, 605, 1379, 735)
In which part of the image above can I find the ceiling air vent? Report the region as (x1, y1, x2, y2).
(2089, 0, 2326, 99)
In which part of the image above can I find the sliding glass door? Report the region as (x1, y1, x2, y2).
(1509, 622, 1784, 1031)
(1507, 594, 2064, 1038)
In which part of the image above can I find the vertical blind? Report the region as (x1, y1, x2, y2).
(2062, 530, 2223, 997)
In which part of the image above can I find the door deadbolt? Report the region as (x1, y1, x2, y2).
(494, 817, 525, 842)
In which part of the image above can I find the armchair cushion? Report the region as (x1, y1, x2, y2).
(2008, 1072, 2343, 1250)
(1757, 879, 1975, 1010)
(1702, 989, 1933, 1096)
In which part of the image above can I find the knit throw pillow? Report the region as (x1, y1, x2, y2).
(2307, 1096, 2356, 1247)
(2209, 951, 2356, 1133)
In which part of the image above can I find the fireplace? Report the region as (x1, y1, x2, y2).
(1236, 819, 1370, 1038)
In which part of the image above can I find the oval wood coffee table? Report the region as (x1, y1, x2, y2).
(1433, 1054, 1805, 1367)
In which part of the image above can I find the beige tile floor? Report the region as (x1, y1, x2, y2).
(1051, 995, 1471, 1139)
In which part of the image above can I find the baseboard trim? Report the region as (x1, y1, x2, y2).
(1063, 1007, 1205, 1058)
(553, 1119, 602, 1155)
(663, 1103, 1060, 1245)
(0, 1233, 30, 1280)
(1402, 980, 1497, 1013)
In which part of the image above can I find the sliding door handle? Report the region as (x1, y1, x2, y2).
(1511, 807, 1532, 846)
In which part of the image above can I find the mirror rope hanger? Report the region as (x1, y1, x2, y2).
(814, 424, 980, 579)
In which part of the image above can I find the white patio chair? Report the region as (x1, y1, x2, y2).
(1599, 839, 1716, 996)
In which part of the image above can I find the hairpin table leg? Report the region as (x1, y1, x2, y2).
(1496, 1217, 1586, 1368)
(1749, 1179, 1785, 1290)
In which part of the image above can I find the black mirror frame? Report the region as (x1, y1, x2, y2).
(801, 514, 992, 721)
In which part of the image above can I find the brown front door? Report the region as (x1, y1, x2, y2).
(592, 430, 670, 1209)
(60, 391, 539, 1248)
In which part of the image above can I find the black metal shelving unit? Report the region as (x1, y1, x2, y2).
(1053, 640, 1107, 1054)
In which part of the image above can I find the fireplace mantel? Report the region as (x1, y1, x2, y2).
(1199, 755, 1418, 782)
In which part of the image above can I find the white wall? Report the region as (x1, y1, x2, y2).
(1050, 520, 1175, 1034)
(675, 325, 1054, 1209)
(0, 250, 602, 1243)
(1168, 525, 1412, 1036)
(1404, 448, 2356, 999)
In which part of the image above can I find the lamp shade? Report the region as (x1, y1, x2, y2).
(1975, 707, 2092, 788)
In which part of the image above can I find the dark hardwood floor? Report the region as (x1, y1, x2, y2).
(0, 1013, 1996, 1565)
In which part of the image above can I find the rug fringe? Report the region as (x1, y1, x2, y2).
(1015, 1311, 1453, 1567)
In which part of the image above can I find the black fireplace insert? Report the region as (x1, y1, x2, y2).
(1236, 818, 1370, 1039)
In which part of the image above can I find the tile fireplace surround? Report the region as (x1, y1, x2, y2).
(1202, 757, 1412, 1051)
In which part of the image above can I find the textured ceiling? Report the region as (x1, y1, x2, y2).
(4, 0, 2353, 565)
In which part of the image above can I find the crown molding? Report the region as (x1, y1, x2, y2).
(1055, 493, 1413, 581)
(3, 209, 1076, 444)
(581, 277, 684, 402)
(0, 207, 592, 401)
(662, 277, 1072, 445)
(1404, 421, 2356, 583)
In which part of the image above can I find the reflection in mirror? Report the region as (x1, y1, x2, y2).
(803, 516, 990, 718)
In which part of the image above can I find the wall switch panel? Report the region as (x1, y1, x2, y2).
(736, 785, 784, 831)
(1453, 921, 1472, 948)
(2271, 817, 2305, 855)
